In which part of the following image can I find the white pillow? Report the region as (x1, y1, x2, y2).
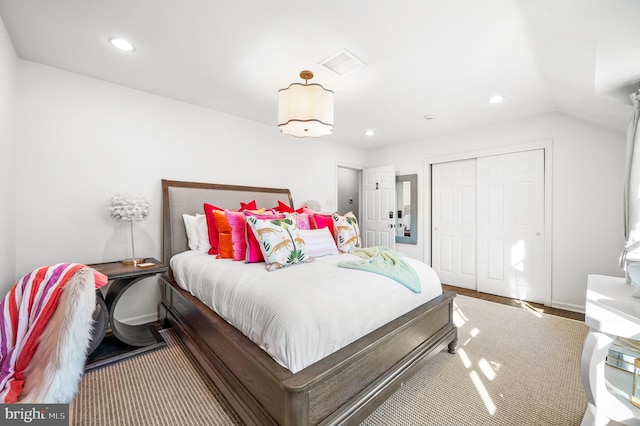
(194, 214, 211, 252)
(299, 228, 339, 258)
(182, 214, 199, 251)
(182, 214, 211, 253)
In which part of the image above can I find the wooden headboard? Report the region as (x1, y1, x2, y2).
(161, 179, 293, 269)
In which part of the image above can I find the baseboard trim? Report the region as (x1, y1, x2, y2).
(551, 301, 584, 314)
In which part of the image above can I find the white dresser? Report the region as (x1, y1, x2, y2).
(581, 274, 640, 425)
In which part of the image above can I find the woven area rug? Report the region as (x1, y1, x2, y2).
(72, 295, 588, 426)
(73, 330, 243, 426)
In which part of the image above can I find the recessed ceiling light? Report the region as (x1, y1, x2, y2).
(109, 37, 135, 52)
(489, 95, 504, 104)
(424, 114, 436, 120)
(364, 129, 375, 136)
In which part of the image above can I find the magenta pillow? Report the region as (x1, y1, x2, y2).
(244, 211, 285, 262)
(313, 214, 334, 237)
(304, 208, 336, 240)
(225, 210, 249, 261)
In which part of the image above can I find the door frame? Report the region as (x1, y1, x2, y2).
(423, 139, 553, 307)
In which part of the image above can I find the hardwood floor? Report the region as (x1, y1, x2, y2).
(442, 284, 585, 322)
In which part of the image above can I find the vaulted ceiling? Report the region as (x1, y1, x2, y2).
(0, 0, 637, 149)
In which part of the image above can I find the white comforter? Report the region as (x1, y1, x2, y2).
(170, 251, 442, 373)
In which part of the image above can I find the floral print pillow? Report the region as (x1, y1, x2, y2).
(332, 212, 361, 253)
(246, 216, 312, 271)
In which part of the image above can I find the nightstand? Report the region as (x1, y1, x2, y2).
(85, 258, 168, 371)
(581, 274, 640, 425)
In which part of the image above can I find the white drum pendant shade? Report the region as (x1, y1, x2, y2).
(278, 73, 334, 138)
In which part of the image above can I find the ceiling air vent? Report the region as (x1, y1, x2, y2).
(319, 49, 366, 76)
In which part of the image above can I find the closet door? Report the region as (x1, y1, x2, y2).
(476, 149, 545, 303)
(431, 159, 477, 289)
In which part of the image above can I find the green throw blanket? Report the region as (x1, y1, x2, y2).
(337, 246, 421, 293)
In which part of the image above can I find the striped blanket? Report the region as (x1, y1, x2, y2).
(0, 264, 108, 403)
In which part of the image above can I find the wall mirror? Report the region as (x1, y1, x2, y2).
(396, 174, 417, 244)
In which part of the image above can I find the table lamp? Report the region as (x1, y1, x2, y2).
(108, 194, 150, 265)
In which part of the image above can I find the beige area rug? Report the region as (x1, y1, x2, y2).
(73, 330, 243, 426)
(72, 295, 588, 426)
(361, 295, 588, 426)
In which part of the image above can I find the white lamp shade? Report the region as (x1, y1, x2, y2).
(278, 83, 334, 137)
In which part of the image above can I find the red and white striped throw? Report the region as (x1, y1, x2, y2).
(0, 263, 108, 403)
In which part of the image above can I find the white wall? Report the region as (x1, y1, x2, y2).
(365, 113, 627, 311)
(0, 17, 16, 296)
(10, 55, 628, 316)
(14, 60, 365, 323)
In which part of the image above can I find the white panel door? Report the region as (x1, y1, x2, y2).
(362, 165, 396, 249)
(476, 149, 545, 302)
(431, 159, 477, 289)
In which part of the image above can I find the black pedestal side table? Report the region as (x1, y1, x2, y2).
(85, 258, 168, 371)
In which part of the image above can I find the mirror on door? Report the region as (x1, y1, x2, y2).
(395, 174, 417, 244)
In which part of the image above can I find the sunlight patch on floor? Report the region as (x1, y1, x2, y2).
(470, 370, 497, 415)
(478, 358, 496, 381)
(517, 300, 543, 318)
(454, 304, 499, 417)
(458, 347, 472, 368)
(453, 302, 469, 327)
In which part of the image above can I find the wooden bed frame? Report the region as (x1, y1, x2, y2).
(159, 179, 457, 426)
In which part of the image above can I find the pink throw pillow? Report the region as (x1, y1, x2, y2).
(243, 211, 285, 262)
(225, 210, 249, 261)
(288, 212, 311, 230)
(304, 208, 336, 240)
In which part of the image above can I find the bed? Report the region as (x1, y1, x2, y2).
(160, 179, 457, 426)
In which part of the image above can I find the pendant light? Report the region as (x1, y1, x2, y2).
(277, 70, 334, 137)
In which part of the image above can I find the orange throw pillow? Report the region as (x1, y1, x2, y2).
(212, 210, 234, 259)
